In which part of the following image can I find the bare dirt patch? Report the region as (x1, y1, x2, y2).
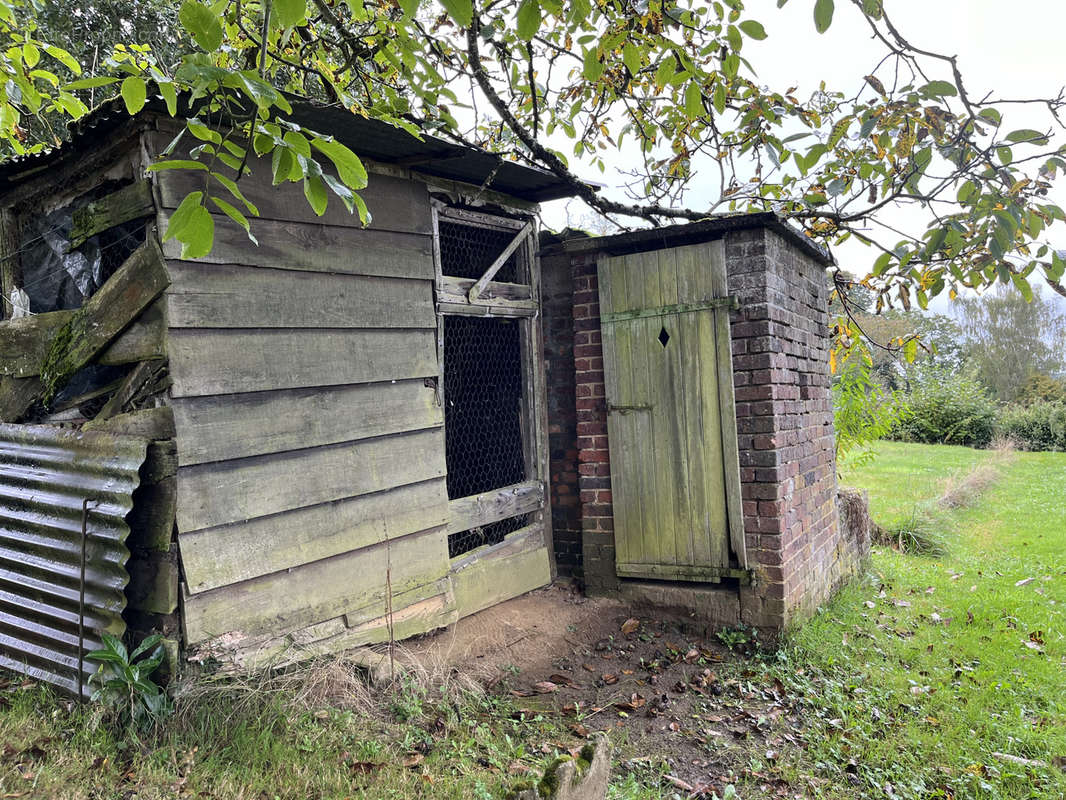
(404, 583, 805, 797)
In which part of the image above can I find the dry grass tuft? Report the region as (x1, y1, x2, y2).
(937, 464, 1001, 509)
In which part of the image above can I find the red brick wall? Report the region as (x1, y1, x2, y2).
(548, 221, 860, 629)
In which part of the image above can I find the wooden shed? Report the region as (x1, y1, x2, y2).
(0, 98, 577, 691)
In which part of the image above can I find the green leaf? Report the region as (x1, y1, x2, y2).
(439, 0, 473, 26)
(920, 80, 957, 97)
(1011, 272, 1033, 302)
(179, 0, 224, 51)
(684, 82, 703, 119)
(738, 20, 767, 40)
(158, 81, 178, 116)
(187, 119, 222, 144)
(163, 191, 204, 242)
(129, 634, 164, 662)
(211, 171, 260, 216)
(211, 196, 258, 244)
(713, 83, 726, 114)
(273, 0, 307, 28)
(902, 338, 917, 363)
(813, 0, 834, 33)
(516, 0, 541, 39)
(147, 159, 209, 172)
(622, 42, 640, 76)
(62, 76, 118, 90)
(322, 172, 355, 213)
(397, 0, 418, 16)
(44, 45, 81, 74)
(861, 0, 882, 19)
(120, 77, 146, 114)
(1005, 129, 1048, 145)
(311, 137, 369, 189)
(582, 47, 603, 82)
(303, 175, 328, 216)
(22, 43, 40, 68)
(179, 204, 214, 259)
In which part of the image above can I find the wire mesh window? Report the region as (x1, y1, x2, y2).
(438, 219, 524, 284)
(443, 314, 529, 557)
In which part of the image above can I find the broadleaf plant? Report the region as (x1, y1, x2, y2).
(0, 0, 1063, 362)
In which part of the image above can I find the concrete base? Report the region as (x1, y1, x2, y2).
(613, 580, 741, 628)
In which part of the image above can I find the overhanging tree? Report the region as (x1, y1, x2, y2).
(2, 0, 1064, 356)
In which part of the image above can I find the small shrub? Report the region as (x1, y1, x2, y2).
(995, 400, 1066, 451)
(871, 507, 947, 557)
(832, 342, 909, 468)
(86, 633, 170, 732)
(890, 367, 997, 447)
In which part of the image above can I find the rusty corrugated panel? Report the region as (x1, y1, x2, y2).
(0, 423, 146, 697)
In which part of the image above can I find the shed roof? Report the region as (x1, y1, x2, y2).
(557, 212, 834, 266)
(0, 95, 577, 203)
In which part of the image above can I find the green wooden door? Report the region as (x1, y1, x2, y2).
(598, 240, 746, 582)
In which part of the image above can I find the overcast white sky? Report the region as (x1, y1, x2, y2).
(537, 0, 1066, 311)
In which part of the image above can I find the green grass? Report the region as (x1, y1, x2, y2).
(738, 441, 1066, 799)
(1, 441, 1062, 799)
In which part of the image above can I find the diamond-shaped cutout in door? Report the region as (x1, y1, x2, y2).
(658, 325, 670, 348)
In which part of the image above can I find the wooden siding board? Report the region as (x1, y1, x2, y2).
(453, 544, 551, 618)
(152, 144, 433, 236)
(158, 210, 435, 281)
(172, 380, 441, 467)
(179, 478, 448, 592)
(165, 262, 435, 329)
(176, 427, 447, 533)
(181, 524, 450, 643)
(167, 327, 437, 397)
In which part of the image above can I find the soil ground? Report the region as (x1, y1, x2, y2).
(406, 583, 797, 797)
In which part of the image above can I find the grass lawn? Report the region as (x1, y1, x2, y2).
(0, 441, 1062, 799)
(745, 441, 1066, 799)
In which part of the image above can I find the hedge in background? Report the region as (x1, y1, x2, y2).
(996, 401, 1066, 451)
(890, 368, 998, 448)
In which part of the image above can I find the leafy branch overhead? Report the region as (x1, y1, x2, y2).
(1, 0, 1064, 320)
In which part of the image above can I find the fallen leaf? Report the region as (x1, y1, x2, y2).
(1015, 577, 1034, 587)
(582, 663, 596, 672)
(864, 600, 877, 609)
(684, 648, 699, 662)
(402, 753, 424, 768)
(548, 673, 582, 689)
(569, 723, 590, 737)
(533, 681, 559, 694)
(614, 694, 646, 712)
(621, 618, 640, 636)
(348, 762, 381, 775)
(602, 674, 618, 685)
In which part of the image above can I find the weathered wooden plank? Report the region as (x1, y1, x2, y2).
(188, 578, 454, 673)
(167, 327, 437, 398)
(96, 299, 166, 365)
(0, 302, 162, 377)
(181, 525, 450, 643)
(447, 480, 544, 536)
(69, 180, 154, 249)
(128, 475, 177, 552)
(158, 210, 434, 281)
(0, 311, 71, 377)
(172, 379, 442, 467)
(179, 478, 448, 592)
(165, 262, 435, 329)
(125, 546, 178, 614)
(0, 374, 41, 422)
(440, 275, 532, 301)
(177, 427, 447, 533)
(696, 304, 731, 569)
(38, 237, 170, 402)
(84, 406, 176, 440)
(452, 544, 551, 619)
(435, 301, 535, 319)
(468, 222, 533, 301)
(0, 208, 22, 322)
(151, 140, 433, 235)
(93, 361, 156, 421)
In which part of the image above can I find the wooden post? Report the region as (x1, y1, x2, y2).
(0, 208, 22, 321)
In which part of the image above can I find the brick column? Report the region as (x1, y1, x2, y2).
(571, 251, 617, 591)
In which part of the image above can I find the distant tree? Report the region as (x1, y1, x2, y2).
(956, 287, 1066, 401)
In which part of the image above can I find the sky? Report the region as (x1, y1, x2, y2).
(536, 0, 1066, 312)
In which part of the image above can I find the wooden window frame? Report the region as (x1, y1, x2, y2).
(430, 203, 554, 574)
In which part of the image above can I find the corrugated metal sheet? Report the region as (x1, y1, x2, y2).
(0, 95, 578, 203)
(0, 423, 146, 697)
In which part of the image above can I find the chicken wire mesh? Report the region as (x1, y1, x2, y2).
(438, 218, 524, 283)
(443, 314, 529, 557)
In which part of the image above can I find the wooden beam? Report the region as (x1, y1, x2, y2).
(69, 180, 154, 249)
(467, 221, 532, 301)
(38, 236, 170, 404)
(0, 209, 21, 322)
(446, 480, 544, 536)
(92, 361, 157, 422)
(84, 406, 176, 440)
